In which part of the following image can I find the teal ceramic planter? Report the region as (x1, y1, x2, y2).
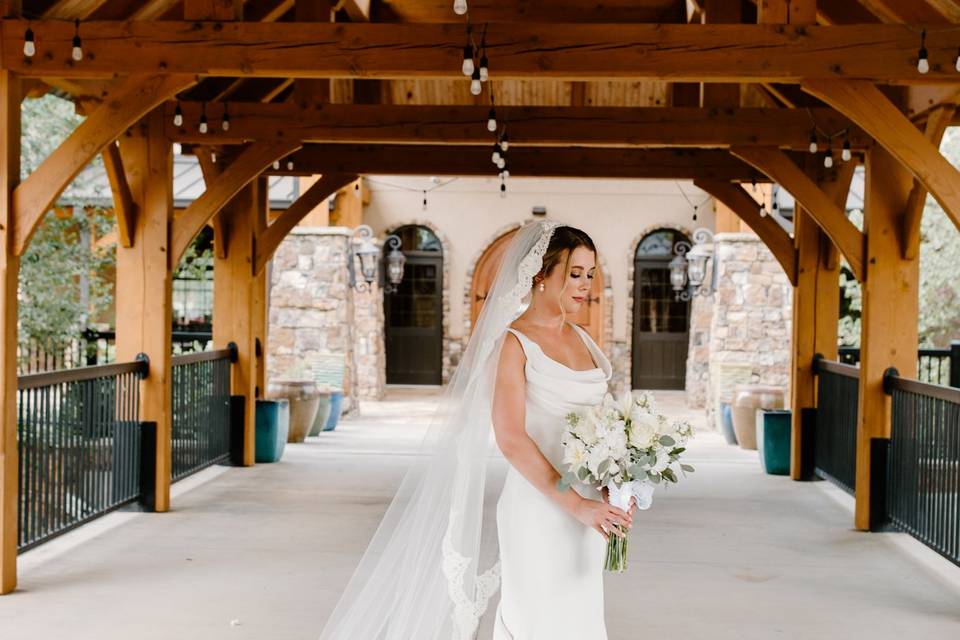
(756, 409, 791, 475)
(720, 402, 738, 445)
(255, 399, 290, 463)
(323, 390, 345, 432)
(309, 392, 333, 437)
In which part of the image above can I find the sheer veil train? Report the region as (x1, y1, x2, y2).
(317, 219, 562, 640)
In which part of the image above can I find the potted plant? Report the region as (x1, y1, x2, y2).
(308, 383, 334, 437)
(323, 387, 345, 432)
(267, 362, 321, 443)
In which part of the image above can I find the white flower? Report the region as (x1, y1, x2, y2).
(628, 409, 659, 450)
(574, 413, 599, 445)
(651, 449, 671, 474)
(563, 438, 589, 469)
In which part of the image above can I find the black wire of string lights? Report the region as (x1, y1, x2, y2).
(805, 108, 854, 169)
(675, 183, 712, 223)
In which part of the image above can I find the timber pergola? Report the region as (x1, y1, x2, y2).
(3, 0, 960, 597)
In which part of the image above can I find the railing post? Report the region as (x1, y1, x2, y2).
(950, 340, 960, 389)
(869, 437, 890, 531)
(138, 422, 158, 512)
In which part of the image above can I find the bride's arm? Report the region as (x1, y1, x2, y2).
(492, 333, 631, 540)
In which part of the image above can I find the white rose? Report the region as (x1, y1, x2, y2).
(628, 410, 658, 449)
(563, 438, 588, 469)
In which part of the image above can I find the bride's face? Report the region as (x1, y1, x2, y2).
(539, 246, 596, 314)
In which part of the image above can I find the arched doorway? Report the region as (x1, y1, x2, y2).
(384, 225, 443, 385)
(470, 227, 605, 344)
(632, 228, 691, 390)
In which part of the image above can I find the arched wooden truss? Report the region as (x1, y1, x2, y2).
(4, 0, 960, 595)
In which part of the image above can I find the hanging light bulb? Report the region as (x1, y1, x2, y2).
(23, 25, 35, 58)
(272, 160, 280, 170)
(462, 44, 474, 76)
(479, 52, 489, 82)
(918, 29, 930, 74)
(211, 150, 217, 163)
(823, 148, 833, 169)
(198, 104, 208, 134)
(286, 159, 294, 171)
(71, 20, 83, 62)
(502, 168, 510, 179)
(491, 143, 501, 164)
(453, 0, 468, 16)
(487, 107, 497, 133)
(496, 156, 506, 169)
(173, 101, 183, 127)
(222, 103, 230, 131)
(955, 46, 960, 72)
(470, 67, 482, 96)
(759, 204, 766, 217)
(808, 127, 818, 154)
(422, 190, 428, 211)
(841, 132, 851, 162)
(499, 132, 509, 152)
(500, 180, 507, 198)
(692, 205, 698, 222)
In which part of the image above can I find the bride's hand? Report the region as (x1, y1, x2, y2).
(572, 496, 632, 542)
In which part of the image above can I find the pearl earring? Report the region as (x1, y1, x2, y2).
(538, 282, 545, 292)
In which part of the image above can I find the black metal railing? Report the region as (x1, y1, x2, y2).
(839, 341, 960, 387)
(17, 359, 149, 552)
(18, 329, 215, 375)
(882, 370, 960, 566)
(171, 345, 236, 483)
(813, 355, 860, 495)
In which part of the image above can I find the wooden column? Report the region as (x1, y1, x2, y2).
(115, 109, 174, 513)
(0, 70, 21, 595)
(789, 160, 853, 480)
(854, 145, 919, 530)
(213, 180, 261, 466)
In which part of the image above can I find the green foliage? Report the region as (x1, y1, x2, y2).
(18, 95, 115, 352)
(838, 130, 960, 348)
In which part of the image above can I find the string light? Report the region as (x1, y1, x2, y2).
(479, 30, 489, 82)
(955, 46, 960, 72)
(470, 67, 482, 95)
(422, 190, 428, 210)
(808, 127, 818, 154)
(272, 160, 280, 170)
(211, 150, 217, 163)
(487, 106, 497, 133)
(675, 182, 712, 222)
(491, 143, 501, 164)
(173, 101, 183, 127)
(841, 131, 851, 162)
(23, 24, 35, 58)
(823, 143, 833, 168)
(222, 103, 230, 131)
(500, 131, 509, 152)
(286, 158, 294, 170)
(501, 168, 510, 179)
(462, 25, 474, 76)
(453, 0, 468, 16)
(198, 103, 208, 133)
(71, 19, 83, 62)
(496, 154, 506, 169)
(917, 29, 929, 74)
(500, 175, 507, 198)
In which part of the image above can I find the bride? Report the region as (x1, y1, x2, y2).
(317, 220, 636, 640)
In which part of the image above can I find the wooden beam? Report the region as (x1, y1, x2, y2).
(902, 103, 956, 259)
(802, 79, 960, 235)
(854, 144, 920, 531)
(114, 108, 175, 514)
(11, 74, 195, 256)
(8, 22, 960, 83)
(101, 141, 137, 248)
(730, 145, 865, 281)
(0, 70, 20, 596)
(253, 172, 356, 274)
(171, 140, 300, 263)
(693, 178, 797, 285)
(270, 144, 765, 180)
(42, 0, 110, 19)
(184, 0, 243, 20)
(165, 103, 869, 150)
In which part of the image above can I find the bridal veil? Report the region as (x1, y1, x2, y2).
(317, 219, 561, 640)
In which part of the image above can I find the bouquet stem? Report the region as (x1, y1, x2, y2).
(604, 524, 628, 572)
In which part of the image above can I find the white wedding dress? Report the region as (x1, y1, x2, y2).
(492, 322, 613, 640)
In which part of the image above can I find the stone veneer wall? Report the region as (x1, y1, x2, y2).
(685, 293, 714, 409)
(704, 232, 793, 429)
(267, 227, 387, 415)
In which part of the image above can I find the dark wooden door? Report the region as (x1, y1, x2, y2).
(384, 254, 443, 385)
(632, 259, 690, 389)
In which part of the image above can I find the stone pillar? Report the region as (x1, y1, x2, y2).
(685, 292, 714, 408)
(705, 232, 793, 429)
(267, 227, 387, 413)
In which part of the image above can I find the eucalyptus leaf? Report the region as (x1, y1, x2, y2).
(680, 464, 695, 473)
(658, 435, 676, 447)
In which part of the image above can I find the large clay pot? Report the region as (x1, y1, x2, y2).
(731, 384, 784, 450)
(323, 389, 345, 432)
(308, 390, 333, 437)
(756, 409, 791, 475)
(268, 380, 321, 443)
(720, 402, 738, 446)
(255, 399, 289, 463)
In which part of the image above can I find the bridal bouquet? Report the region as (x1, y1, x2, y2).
(556, 390, 695, 572)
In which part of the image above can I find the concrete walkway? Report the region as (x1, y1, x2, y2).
(2, 389, 959, 639)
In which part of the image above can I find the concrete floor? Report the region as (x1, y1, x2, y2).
(2, 388, 959, 640)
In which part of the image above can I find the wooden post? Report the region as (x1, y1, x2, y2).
(213, 180, 261, 466)
(854, 145, 919, 530)
(115, 109, 175, 513)
(0, 70, 21, 595)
